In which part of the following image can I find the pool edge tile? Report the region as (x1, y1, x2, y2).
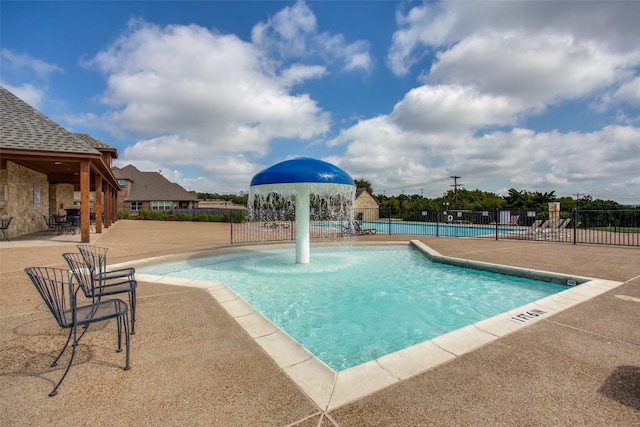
(431, 324, 497, 356)
(235, 311, 279, 338)
(283, 358, 336, 410)
(255, 329, 315, 368)
(376, 340, 455, 380)
(328, 362, 399, 411)
(208, 286, 241, 303)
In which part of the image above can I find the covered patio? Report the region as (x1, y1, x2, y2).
(0, 86, 121, 242)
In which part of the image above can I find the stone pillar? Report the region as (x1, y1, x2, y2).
(549, 202, 560, 228)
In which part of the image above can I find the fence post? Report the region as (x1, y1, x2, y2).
(229, 208, 234, 244)
(436, 210, 440, 237)
(495, 209, 499, 240)
(387, 207, 391, 235)
(573, 208, 577, 245)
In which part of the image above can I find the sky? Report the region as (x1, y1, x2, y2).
(2, 1, 640, 204)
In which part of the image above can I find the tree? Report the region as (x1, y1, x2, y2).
(354, 179, 373, 193)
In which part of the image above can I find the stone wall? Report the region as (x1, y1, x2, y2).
(354, 191, 380, 221)
(0, 161, 49, 238)
(50, 183, 75, 216)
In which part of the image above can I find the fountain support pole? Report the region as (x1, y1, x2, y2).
(295, 187, 310, 264)
(249, 158, 355, 264)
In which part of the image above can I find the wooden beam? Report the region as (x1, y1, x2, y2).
(94, 174, 103, 233)
(80, 160, 90, 242)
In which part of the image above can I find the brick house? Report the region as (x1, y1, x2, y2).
(113, 164, 199, 215)
(0, 86, 121, 242)
(354, 188, 380, 221)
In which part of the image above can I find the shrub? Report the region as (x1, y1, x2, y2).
(138, 209, 168, 221)
(176, 212, 193, 221)
(118, 210, 133, 219)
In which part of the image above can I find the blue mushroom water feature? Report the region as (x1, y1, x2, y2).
(249, 157, 356, 264)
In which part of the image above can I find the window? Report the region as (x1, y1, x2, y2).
(130, 201, 143, 211)
(151, 201, 171, 211)
(118, 179, 127, 189)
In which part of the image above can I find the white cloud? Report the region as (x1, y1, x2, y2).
(1, 48, 63, 79)
(69, 4, 373, 191)
(426, 32, 634, 108)
(388, 1, 640, 76)
(252, 0, 372, 74)
(279, 64, 327, 87)
(0, 49, 63, 108)
(368, 0, 640, 200)
(330, 93, 640, 196)
(1, 82, 45, 108)
(611, 77, 640, 107)
(388, 1, 640, 110)
(390, 84, 521, 132)
(78, 19, 334, 184)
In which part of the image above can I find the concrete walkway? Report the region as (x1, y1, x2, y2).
(1, 220, 638, 426)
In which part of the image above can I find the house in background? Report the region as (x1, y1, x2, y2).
(113, 164, 199, 216)
(354, 188, 380, 221)
(0, 86, 120, 241)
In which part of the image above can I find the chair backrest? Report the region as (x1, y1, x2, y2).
(77, 244, 109, 275)
(0, 216, 12, 229)
(558, 218, 571, 229)
(62, 252, 95, 298)
(24, 266, 75, 328)
(353, 221, 363, 231)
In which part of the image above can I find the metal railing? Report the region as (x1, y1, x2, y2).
(227, 207, 640, 247)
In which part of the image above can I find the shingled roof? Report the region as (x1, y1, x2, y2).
(74, 133, 118, 153)
(113, 164, 198, 201)
(0, 86, 100, 155)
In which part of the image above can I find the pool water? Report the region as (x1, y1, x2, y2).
(314, 220, 517, 237)
(139, 245, 566, 371)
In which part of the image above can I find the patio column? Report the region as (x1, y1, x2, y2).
(80, 160, 90, 243)
(108, 185, 116, 226)
(94, 174, 103, 233)
(105, 185, 112, 228)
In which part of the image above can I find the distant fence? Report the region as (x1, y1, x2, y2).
(172, 207, 245, 216)
(228, 208, 640, 247)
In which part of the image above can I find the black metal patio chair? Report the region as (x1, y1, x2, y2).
(0, 216, 13, 241)
(63, 251, 138, 334)
(24, 266, 130, 396)
(42, 215, 59, 235)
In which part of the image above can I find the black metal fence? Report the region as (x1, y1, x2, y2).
(229, 207, 640, 247)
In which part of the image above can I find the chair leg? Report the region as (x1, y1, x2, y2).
(1, 229, 9, 241)
(123, 313, 130, 370)
(129, 290, 136, 335)
(116, 316, 122, 351)
(49, 325, 79, 397)
(50, 327, 74, 367)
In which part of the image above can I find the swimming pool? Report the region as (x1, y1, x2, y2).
(315, 220, 517, 238)
(138, 244, 567, 370)
(131, 240, 619, 410)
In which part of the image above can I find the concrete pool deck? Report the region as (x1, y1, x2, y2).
(1, 220, 639, 425)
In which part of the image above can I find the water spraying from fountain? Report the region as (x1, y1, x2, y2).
(249, 158, 355, 264)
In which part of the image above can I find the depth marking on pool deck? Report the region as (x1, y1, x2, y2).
(125, 241, 625, 412)
(509, 308, 547, 323)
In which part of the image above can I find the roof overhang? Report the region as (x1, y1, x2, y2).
(0, 148, 121, 191)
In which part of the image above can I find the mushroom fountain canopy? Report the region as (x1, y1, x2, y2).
(248, 157, 356, 264)
(250, 157, 354, 186)
(249, 157, 355, 202)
